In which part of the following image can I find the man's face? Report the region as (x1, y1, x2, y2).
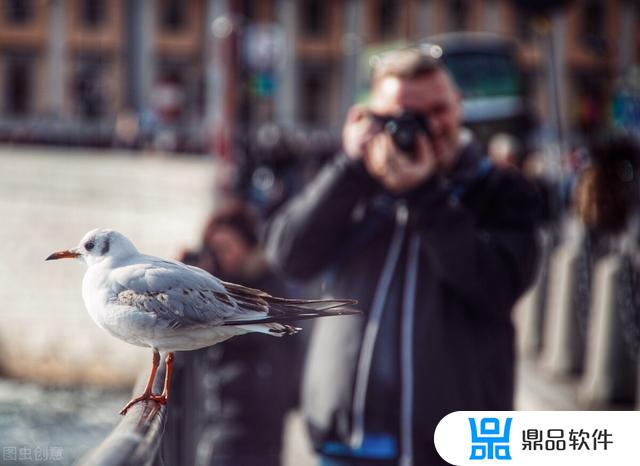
(369, 70, 463, 171)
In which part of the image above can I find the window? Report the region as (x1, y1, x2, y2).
(449, 0, 468, 31)
(582, 0, 606, 53)
(443, 53, 521, 98)
(516, 9, 533, 41)
(73, 57, 106, 119)
(81, 0, 105, 28)
(377, 0, 398, 39)
(637, 7, 640, 63)
(161, 0, 186, 31)
(4, 0, 32, 24)
(300, 0, 326, 37)
(583, 0, 603, 38)
(299, 62, 329, 125)
(4, 54, 32, 115)
(154, 60, 187, 121)
(242, 0, 254, 21)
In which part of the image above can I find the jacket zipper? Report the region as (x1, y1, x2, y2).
(400, 234, 420, 466)
(350, 202, 408, 449)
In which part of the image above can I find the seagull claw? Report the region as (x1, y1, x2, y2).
(119, 393, 168, 415)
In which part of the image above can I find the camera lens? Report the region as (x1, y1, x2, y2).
(385, 118, 418, 155)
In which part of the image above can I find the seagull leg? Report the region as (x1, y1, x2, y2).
(149, 352, 174, 405)
(119, 348, 161, 415)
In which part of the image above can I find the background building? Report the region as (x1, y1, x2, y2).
(0, 0, 637, 153)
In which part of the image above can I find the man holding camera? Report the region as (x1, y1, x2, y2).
(267, 49, 539, 466)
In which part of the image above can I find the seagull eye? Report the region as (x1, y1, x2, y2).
(85, 241, 95, 251)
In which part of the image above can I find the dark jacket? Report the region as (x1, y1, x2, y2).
(266, 143, 540, 465)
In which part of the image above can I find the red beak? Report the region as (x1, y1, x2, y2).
(46, 250, 80, 261)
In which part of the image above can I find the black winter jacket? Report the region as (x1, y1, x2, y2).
(266, 143, 540, 465)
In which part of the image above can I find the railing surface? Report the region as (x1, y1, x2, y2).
(76, 365, 167, 466)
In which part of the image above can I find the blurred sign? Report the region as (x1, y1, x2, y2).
(612, 66, 640, 133)
(243, 23, 285, 71)
(249, 72, 276, 97)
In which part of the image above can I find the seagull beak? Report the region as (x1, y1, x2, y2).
(46, 249, 81, 261)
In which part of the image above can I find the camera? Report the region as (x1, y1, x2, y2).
(371, 112, 433, 158)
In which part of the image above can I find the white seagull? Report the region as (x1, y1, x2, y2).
(46, 228, 358, 414)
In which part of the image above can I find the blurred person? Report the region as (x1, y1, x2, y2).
(567, 133, 639, 262)
(241, 123, 305, 219)
(573, 134, 640, 237)
(561, 144, 590, 210)
(165, 201, 299, 466)
(557, 134, 640, 373)
(522, 150, 563, 227)
(488, 133, 521, 172)
(113, 109, 140, 149)
(266, 48, 540, 466)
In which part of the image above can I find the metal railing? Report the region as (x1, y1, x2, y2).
(76, 364, 167, 466)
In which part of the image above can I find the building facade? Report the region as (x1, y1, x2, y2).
(0, 0, 637, 152)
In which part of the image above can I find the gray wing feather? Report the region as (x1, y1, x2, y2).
(106, 255, 358, 331)
(109, 257, 266, 329)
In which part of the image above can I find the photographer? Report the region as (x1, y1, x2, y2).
(266, 49, 540, 465)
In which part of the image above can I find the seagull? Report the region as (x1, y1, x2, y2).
(46, 228, 358, 415)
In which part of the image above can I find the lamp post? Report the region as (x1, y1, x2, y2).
(205, 1, 236, 162)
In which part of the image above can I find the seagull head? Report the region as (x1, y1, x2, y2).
(46, 229, 139, 266)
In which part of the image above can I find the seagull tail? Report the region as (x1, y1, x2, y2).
(221, 300, 360, 326)
(220, 281, 360, 327)
(234, 322, 302, 337)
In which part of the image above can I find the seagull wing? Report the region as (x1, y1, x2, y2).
(109, 255, 358, 330)
(109, 256, 244, 329)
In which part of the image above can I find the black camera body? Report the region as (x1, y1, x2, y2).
(372, 112, 433, 158)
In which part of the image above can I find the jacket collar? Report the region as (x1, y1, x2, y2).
(442, 142, 485, 187)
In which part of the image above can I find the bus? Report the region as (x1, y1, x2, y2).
(420, 33, 535, 156)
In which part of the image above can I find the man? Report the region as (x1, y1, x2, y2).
(266, 49, 539, 466)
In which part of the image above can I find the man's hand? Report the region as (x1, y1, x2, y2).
(363, 131, 437, 194)
(342, 104, 380, 160)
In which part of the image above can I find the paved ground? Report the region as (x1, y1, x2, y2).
(281, 354, 586, 466)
